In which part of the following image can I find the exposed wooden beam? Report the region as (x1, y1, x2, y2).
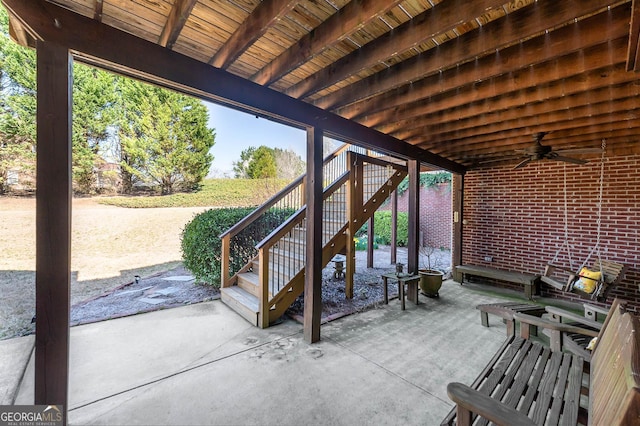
(93, 0, 103, 22)
(7, 11, 31, 47)
(317, 0, 624, 110)
(373, 59, 632, 136)
(340, 30, 629, 125)
(396, 83, 640, 141)
(627, 0, 640, 71)
(303, 127, 323, 343)
(423, 109, 640, 152)
(443, 121, 640, 159)
(209, 0, 298, 69)
(286, 0, 508, 99)
(452, 125, 640, 160)
(252, 0, 404, 86)
(35, 40, 72, 420)
(1, 0, 465, 174)
(158, 0, 197, 49)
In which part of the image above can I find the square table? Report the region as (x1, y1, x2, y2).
(381, 273, 420, 310)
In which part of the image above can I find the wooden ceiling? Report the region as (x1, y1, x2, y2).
(3, 0, 640, 172)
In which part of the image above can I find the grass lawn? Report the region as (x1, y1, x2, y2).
(98, 178, 289, 208)
(0, 178, 291, 339)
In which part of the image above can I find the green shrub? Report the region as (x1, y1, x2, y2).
(181, 207, 294, 286)
(356, 211, 408, 246)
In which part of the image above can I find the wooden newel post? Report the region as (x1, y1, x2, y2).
(35, 41, 72, 422)
(220, 235, 231, 288)
(258, 248, 269, 328)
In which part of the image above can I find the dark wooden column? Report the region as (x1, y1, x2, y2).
(35, 41, 72, 418)
(390, 190, 398, 264)
(407, 160, 420, 303)
(304, 127, 323, 343)
(452, 173, 464, 281)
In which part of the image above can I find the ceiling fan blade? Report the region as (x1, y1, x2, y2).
(514, 158, 532, 169)
(552, 155, 588, 165)
(555, 148, 603, 155)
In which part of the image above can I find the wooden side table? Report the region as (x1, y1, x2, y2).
(381, 273, 420, 310)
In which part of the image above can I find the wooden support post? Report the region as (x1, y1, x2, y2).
(345, 151, 358, 299)
(304, 127, 323, 343)
(452, 174, 464, 282)
(35, 41, 72, 421)
(258, 248, 269, 328)
(367, 216, 374, 268)
(391, 189, 398, 264)
(407, 160, 420, 304)
(220, 235, 230, 288)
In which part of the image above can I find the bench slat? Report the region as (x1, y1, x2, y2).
(476, 341, 535, 426)
(519, 346, 552, 415)
(531, 351, 564, 424)
(547, 353, 574, 425)
(560, 356, 585, 426)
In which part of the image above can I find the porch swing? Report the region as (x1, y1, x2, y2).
(540, 141, 626, 301)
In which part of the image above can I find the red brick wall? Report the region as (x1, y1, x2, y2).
(381, 182, 452, 250)
(462, 155, 640, 311)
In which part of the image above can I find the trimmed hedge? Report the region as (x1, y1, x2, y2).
(357, 211, 408, 246)
(181, 207, 294, 286)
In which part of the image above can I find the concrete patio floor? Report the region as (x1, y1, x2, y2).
(4, 280, 525, 425)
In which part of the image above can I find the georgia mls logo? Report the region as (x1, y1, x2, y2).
(0, 405, 63, 426)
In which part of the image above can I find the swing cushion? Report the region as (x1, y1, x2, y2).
(573, 267, 602, 294)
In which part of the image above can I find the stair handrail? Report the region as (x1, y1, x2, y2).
(255, 171, 350, 251)
(220, 143, 351, 240)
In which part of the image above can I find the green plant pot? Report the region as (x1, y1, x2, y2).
(419, 269, 443, 298)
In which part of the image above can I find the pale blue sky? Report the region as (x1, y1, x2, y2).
(206, 102, 306, 177)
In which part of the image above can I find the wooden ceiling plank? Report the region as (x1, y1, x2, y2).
(318, 0, 626, 111)
(627, 0, 640, 71)
(209, 0, 298, 69)
(342, 35, 628, 124)
(452, 126, 640, 159)
(374, 63, 633, 137)
(2, 0, 465, 174)
(251, 0, 405, 86)
(286, 0, 508, 99)
(393, 81, 640, 141)
(403, 91, 640, 143)
(418, 107, 640, 150)
(158, 0, 198, 49)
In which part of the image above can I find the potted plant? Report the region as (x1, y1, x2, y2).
(418, 245, 444, 297)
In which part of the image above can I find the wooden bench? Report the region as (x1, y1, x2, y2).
(476, 302, 547, 337)
(456, 264, 540, 300)
(442, 299, 640, 426)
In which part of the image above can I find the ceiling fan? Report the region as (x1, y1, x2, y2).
(513, 132, 603, 169)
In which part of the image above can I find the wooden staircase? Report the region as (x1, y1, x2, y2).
(219, 146, 407, 327)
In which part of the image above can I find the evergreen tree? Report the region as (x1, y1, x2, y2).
(117, 81, 215, 194)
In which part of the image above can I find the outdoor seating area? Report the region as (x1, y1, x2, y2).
(446, 299, 640, 425)
(0, 281, 562, 424)
(4, 279, 638, 425)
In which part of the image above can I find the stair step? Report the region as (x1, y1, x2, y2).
(237, 271, 259, 297)
(220, 286, 259, 326)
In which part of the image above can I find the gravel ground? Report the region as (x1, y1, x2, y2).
(10, 245, 451, 335)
